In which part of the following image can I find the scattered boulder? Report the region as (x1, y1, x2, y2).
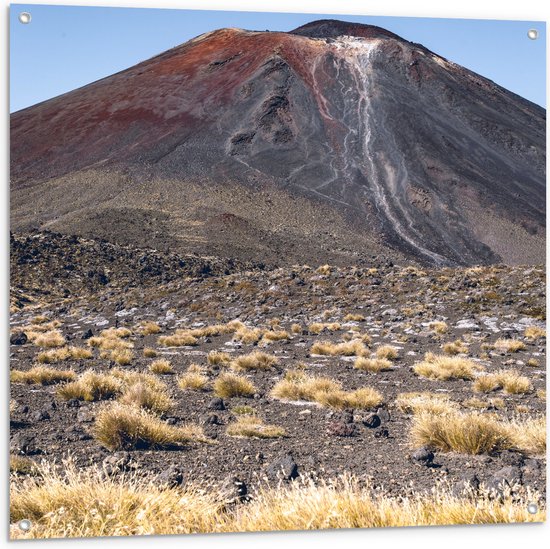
(82, 328, 94, 340)
(204, 414, 220, 425)
(376, 408, 391, 423)
(220, 476, 248, 504)
(411, 446, 434, 465)
(363, 413, 381, 429)
(102, 452, 131, 476)
(10, 332, 27, 345)
(488, 466, 522, 494)
(374, 427, 390, 439)
(208, 398, 226, 411)
(266, 453, 299, 480)
(31, 410, 50, 422)
(11, 434, 39, 455)
(157, 465, 185, 488)
(452, 472, 480, 497)
(327, 421, 356, 437)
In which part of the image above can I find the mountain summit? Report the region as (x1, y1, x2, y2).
(10, 20, 545, 266)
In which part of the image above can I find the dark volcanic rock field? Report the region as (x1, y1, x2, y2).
(9, 233, 546, 500)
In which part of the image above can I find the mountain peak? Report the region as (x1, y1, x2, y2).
(290, 19, 404, 41)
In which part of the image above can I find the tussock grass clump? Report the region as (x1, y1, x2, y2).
(311, 339, 368, 357)
(231, 351, 278, 371)
(271, 371, 382, 410)
(101, 348, 134, 365)
(57, 371, 123, 402)
(429, 321, 448, 334)
(10, 455, 38, 475)
(234, 327, 263, 344)
(10, 465, 545, 540)
(316, 264, 331, 275)
(143, 347, 158, 358)
(158, 331, 198, 347)
(261, 330, 290, 344)
(33, 330, 66, 348)
(442, 340, 468, 355)
(231, 405, 255, 415)
(353, 356, 392, 372)
(411, 412, 545, 456)
(375, 345, 399, 360)
(213, 373, 256, 398)
(100, 327, 132, 339)
(88, 333, 133, 351)
(178, 367, 209, 391)
(396, 392, 458, 415)
(31, 315, 50, 325)
(11, 366, 76, 386)
(138, 321, 161, 336)
(37, 346, 93, 364)
(524, 326, 546, 341)
(290, 323, 302, 334)
(411, 411, 512, 454)
(493, 338, 526, 353)
(207, 351, 231, 366)
(413, 353, 482, 381)
(473, 370, 532, 394)
(226, 416, 285, 438)
(92, 403, 208, 450)
(118, 382, 173, 414)
(308, 322, 341, 335)
(149, 359, 174, 375)
(344, 313, 365, 322)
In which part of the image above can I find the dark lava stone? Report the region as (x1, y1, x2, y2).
(327, 421, 356, 437)
(363, 413, 381, 429)
(411, 446, 434, 465)
(208, 398, 226, 411)
(157, 466, 185, 488)
(220, 476, 248, 503)
(266, 453, 299, 481)
(488, 466, 522, 493)
(82, 328, 94, 340)
(31, 410, 50, 422)
(10, 332, 28, 345)
(374, 428, 390, 439)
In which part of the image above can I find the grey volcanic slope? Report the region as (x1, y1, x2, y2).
(10, 20, 546, 266)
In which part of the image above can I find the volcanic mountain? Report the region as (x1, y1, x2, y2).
(10, 19, 546, 266)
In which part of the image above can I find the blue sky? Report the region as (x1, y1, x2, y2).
(10, 4, 546, 112)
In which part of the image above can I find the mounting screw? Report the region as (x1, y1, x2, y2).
(527, 29, 538, 40)
(527, 503, 538, 514)
(18, 519, 32, 531)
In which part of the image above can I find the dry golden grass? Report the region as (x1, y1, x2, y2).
(473, 369, 532, 394)
(33, 330, 66, 348)
(102, 348, 134, 366)
(442, 340, 468, 355)
(178, 369, 209, 391)
(231, 351, 278, 371)
(316, 264, 331, 275)
(311, 339, 368, 357)
(524, 326, 546, 341)
(149, 359, 174, 375)
(290, 323, 302, 334)
(308, 322, 341, 335)
(92, 403, 208, 450)
(31, 315, 50, 324)
(143, 347, 158, 358)
(271, 370, 382, 410)
(226, 416, 285, 438)
(344, 313, 365, 322)
(536, 389, 546, 401)
(100, 327, 132, 339)
(375, 345, 399, 360)
(57, 371, 123, 402)
(11, 366, 76, 385)
(207, 351, 231, 366)
(138, 321, 161, 336)
(37, 346, 93, 364)
(234, 327, 263, 344)
(118, 382, 173, 414)
(213, 372, 256, 398)
(493, 338, 526, 353)
(395, 392, 458, 415)
(11, 464, 544, 539)
(411, 411, 545, 455)
(429, 321, 448, 334)
(10, 455, 38, 475)
(158, 331, 198, 347)
(413, 353, 482, 381)
(527, 358, 539, 367)
(353, 356, 392, 372)
(88, 335, 133, 351)
(261, 330, 290, 344)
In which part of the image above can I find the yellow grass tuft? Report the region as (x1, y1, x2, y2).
(344, 313, 365, 322)
(138, 321, 161, 336)
(234, 327, 263, 344)
(375, 345, 399, 360)
(429, 321, 448, 334)
(231, 351, 278, 371)
(158, 331, 198, 347)
(207, 351, 231, 366)
(149, 359, 174, 375)
(311, 339, 368, 357)
(118, 382, 173, 414)
(33, 330, 66, 348)
(473, 370, 532, 394)
(396, 392, 458, 415)
(178, 368, 209, 391)
(290, 323, 302, 334)
(226, 416, 285, 438)
(57, 371, 123, 402)
(413, 353, 482, 381)
(353, 356, 393, 372)
(524, 326, 546, 341)
(143, 347, 158, 358)
(37, 346, 93, 364)
(92, 403, 208, 450)
(442, 340, 468, 355)
(493, 338, 526, 353)
(260, 330, 290, 344)
(271, 371, 382, 410)
(11, 366, 76, 385)
(213, 372, 256, 398)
